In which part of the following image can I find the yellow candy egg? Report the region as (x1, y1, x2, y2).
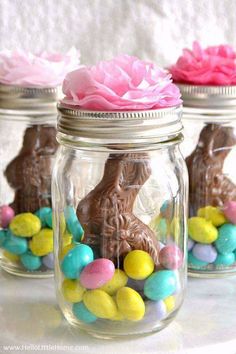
(164, 295, 175, 312)
(62, 231, 73, 247)
(29, 228, 53, 256)
(10, 213, 41, 237)
(62, 279, 86, 303)
(124, 250, 154, 280)
(188, 217, 218, 244)
(116, 287, 145, 321)
(110, 310, 125, 321)
(197, 206, 226, 227)
(3, 250, 20, 262)
(83, 290, 118, 319)
(100, 269, 128, 295)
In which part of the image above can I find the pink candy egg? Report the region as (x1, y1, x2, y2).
(0, 205, 15, 228)
(159, 245, 183, 270)
(223, 201, 236, 224)
(80, 258, 115, 289)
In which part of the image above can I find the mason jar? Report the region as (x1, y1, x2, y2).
(0, 84, 60, 277)
(179, 84, 236, 277)
(52, 104, 188, 338)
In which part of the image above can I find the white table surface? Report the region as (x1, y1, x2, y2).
(0, 269, 235, 354)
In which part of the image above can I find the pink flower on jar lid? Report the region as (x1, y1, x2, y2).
(62, 55, 181, 111)
(170, 41, 236, 85)
(0, 48, 80, 88)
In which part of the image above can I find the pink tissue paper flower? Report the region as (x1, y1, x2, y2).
(62, 54, 181, 111)
(0, 48, 80, 88)
(170, 41, 236, 85)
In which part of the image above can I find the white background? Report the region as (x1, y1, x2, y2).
(0, 0, 235, 66)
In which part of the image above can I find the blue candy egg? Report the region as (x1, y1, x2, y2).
(61, 243, 93, 279)
(214, 252, 236, 267)
(192, 243, 217, 263)
(144, 270, 176, 301)
(188, 251, 208, 269)
(0, 229, 7, 246)
(45, 209, 53, 228)
(215, 223, 236, 254)
(35, 207, 52, 228)
(20, 251, 42, 271)
(72, 302, 97, 323)
(64, 206, 84, 242)
(42, 252, 54, 269)
(3, 231, 28, 255)
(145, 300, 167, 321)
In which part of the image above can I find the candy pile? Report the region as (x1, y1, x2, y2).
(60, 209, 183, 324)
(0, 205, 56, 271)
(188, 201, 236, 270)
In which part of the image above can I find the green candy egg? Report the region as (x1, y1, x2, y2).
(61, 244, 94, 279)
(144, 270, 176, 301)
(20, 251, 42, 271)
(72, 302, 97, 323)
(2, 231, 28, 255)
(215, 223, 236, 254)
(214, 252, 236, 267)
(35, 207, 52, 228)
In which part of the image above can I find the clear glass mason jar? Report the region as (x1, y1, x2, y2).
(0, 84, 60, 277)
(179, 84, 236, 277)
(52, 103, 188, 338)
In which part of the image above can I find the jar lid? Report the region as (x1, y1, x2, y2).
(57, 104, 183, 144)
(178, 83, 236, 119)
(0, 84, 62, 116)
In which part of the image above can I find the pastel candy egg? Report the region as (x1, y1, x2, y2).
(3, 231, 27, 255)
(62, 231, 73, 247)
(42, 253, 54, 269)
(164, 295, 176, 312)
(83, 289, 118, 319)
(3, 250, 20, 262)
(159, 245, 183, 270)
(35, 207, 52, 228)
(188, 251, 208, 269)
(73, 302, 97, 323)
(215, 223, 236, 254)
(116, 287, 145, 321)
(29, 228, 53, 256)
(100, 269, 128, 295)
(188, 217, 218, 244)
(188, 238, 195, 251)
(197, 206, 226, 227)
(149, 216, 168, 239)
(214, 252, 236, 267)
(45, 210, 66, 234)
(61, 244, 93, 279)
(144, 270, 176, 301)
(62, 279, 86, 302)
(223, 201, 236, 224)
(192, 243, 217, 263)
(145, 300, 167, 321)
(80, 258, 115, 289)
(20, 251, 42, 271)
(9, 213, 41, 237)
(0, 229, 7, 246)
(0, 205, 15, 228)
(64, 206, 84, 242)
(59, 243, 75, 260)
(124, 250, 154, 280)
(110, 310, 125, 321)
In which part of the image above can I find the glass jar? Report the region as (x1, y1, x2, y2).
(52, 104, 188, 338)
(0, 84, 60, 277)
(179, 84, 236, 277)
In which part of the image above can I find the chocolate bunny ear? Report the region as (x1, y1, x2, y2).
(186, 123, 236, 214)
(77, 153, 159, 265)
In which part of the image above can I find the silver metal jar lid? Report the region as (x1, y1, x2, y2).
(178, 84, 236, 120)
(0, 84, 62, 116)
(57, 103, 183, 144)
